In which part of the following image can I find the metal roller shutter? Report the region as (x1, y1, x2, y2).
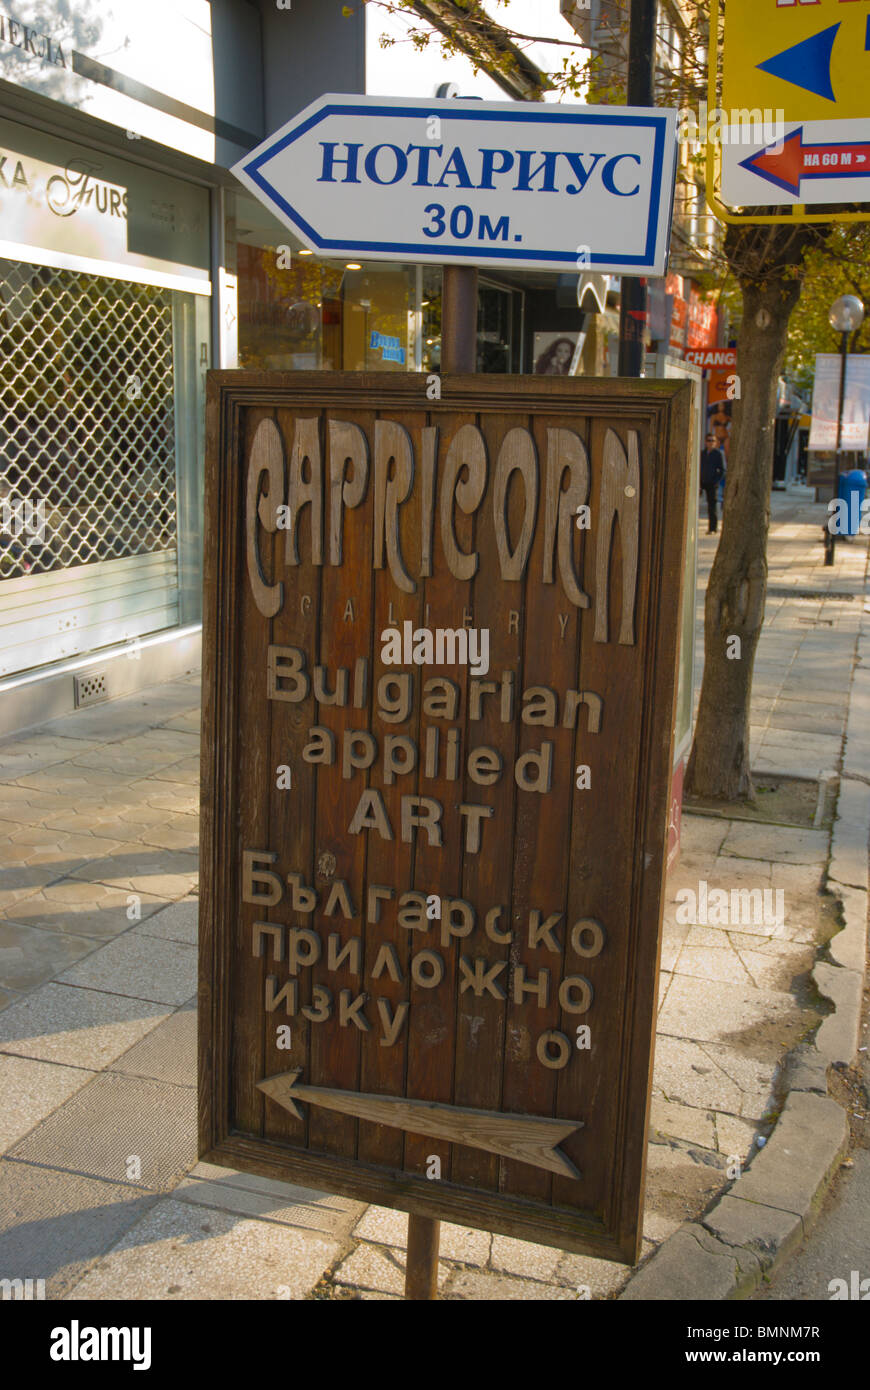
(0, 258, 180, 676)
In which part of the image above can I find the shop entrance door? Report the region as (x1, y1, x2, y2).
(477, 282, 520, 373)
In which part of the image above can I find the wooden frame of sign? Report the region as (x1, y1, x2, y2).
(199, 372, 692, 1264)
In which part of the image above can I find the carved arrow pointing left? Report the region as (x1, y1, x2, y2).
(258, 1071, 583, 1179)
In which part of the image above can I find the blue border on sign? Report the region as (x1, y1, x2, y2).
(240, 102, 669, 270)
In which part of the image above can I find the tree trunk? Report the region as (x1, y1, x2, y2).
(684, 273, 802, 801)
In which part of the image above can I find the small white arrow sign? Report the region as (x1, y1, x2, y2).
(232, 94, 678, 276)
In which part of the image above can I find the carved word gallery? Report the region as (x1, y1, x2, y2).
(245, 852, 605, 1070)
(246, 417, 640, 643)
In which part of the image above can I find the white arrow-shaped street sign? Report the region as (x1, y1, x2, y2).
(232, 94, 678, 276)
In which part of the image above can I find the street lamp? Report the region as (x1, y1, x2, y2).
(824, 294, 865, 565)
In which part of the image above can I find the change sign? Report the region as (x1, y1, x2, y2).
(232, 94, 678, 275)
(199, 373, 692, 1261)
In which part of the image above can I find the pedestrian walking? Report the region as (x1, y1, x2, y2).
(700, 432, 726, 534)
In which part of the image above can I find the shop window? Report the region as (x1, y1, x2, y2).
(236, 243, 343, 370)
(478, 284, 515, 373)
(231, 189, 422, 374)
(0, 260, 178, 579)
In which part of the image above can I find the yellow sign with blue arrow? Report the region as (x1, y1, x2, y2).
(719, 0, 870, 208)
(723, 0, 870, 120)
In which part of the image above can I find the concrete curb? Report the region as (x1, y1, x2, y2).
(620, 610, 869, 1302)
(818, 648, 870, 1067)
(621, 1094, 849, 1301)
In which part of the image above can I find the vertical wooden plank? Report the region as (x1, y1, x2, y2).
(496, 410, 588, 1203)
(307, 408, 375, 1157)
(450, 405, 524, 1191)
(616, 395, 690, 1259)
(356, 405, 426, 1168)
(403, 408, 475, 1183)
(552, 416, 651, 1220)
(405, 1214, 440, 1299)
(199, 379, 237, 1155)
(232, 405, 282, 1139)
(260, 406, 322, 1149)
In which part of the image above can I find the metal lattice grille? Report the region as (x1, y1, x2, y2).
(0, 259, 178, 579)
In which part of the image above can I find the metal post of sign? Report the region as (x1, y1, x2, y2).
(825, 329, 849, 566)
(441, 266, 479, 373)
(402, 261, 478, 1302)
(618, 0, 657, 378)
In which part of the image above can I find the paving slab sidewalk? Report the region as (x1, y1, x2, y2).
(621, 494, 869, 1301)
(0, 496, 866, 1301)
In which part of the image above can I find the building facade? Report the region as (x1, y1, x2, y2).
(0, 0, 718, 734)
(0, 0, 263, 729)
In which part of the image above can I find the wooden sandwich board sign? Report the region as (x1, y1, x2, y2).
(199, 372, 692, 1264)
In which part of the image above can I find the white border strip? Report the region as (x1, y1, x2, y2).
(0, 238, 211, 295)
(0, 623, 203, 692)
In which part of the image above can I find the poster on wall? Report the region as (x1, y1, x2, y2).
(808, 354, 870, 452)
(706, 362, 737, 464)
(533, 333, 580, 376)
